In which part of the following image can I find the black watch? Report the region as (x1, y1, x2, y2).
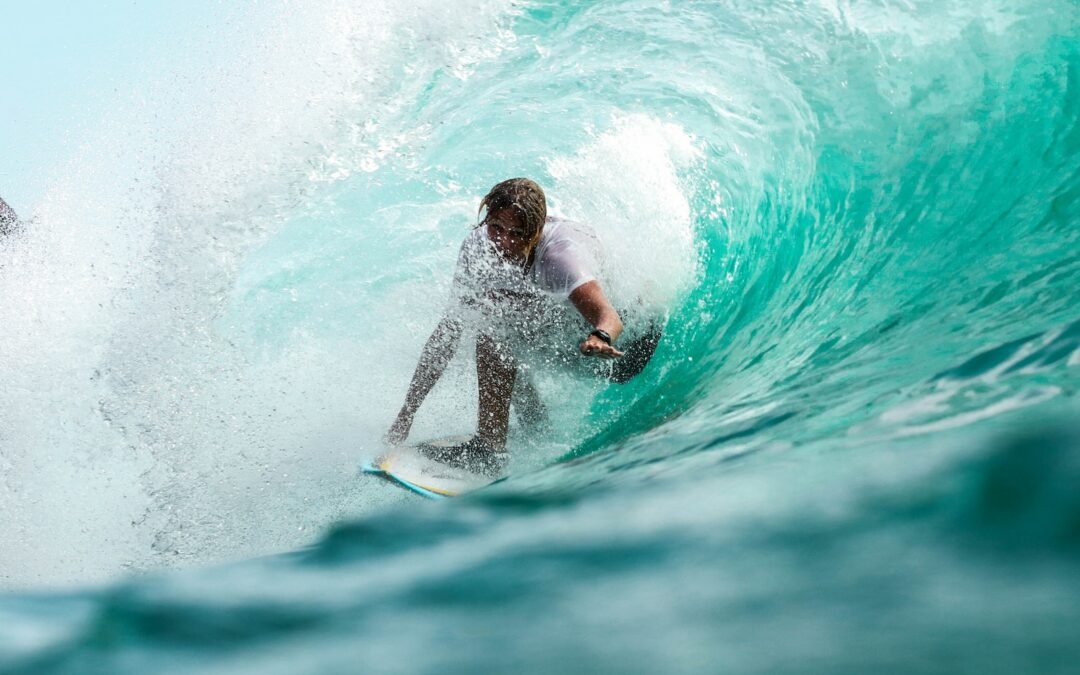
(589, 329, 612, 345)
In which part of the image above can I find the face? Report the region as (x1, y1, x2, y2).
(485, 208, 537, 261)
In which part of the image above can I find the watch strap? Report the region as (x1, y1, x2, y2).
(590, 329, 612, 345)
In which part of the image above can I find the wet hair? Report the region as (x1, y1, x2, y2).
(477, 178, 547, 240)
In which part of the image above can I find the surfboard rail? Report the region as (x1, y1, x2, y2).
(361, 436, 501, 498)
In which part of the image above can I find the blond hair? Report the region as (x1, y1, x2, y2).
(477, 178, 547, 239)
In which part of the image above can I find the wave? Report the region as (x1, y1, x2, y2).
(0, 2, 1077, 654)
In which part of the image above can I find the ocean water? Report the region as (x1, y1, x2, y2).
(1, 0, 1079, 672)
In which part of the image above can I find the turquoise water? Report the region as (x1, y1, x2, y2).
(2, 0, 1079, 672)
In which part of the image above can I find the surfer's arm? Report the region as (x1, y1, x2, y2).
(569, 280, 625, 359)
(386, 314, 464, 444)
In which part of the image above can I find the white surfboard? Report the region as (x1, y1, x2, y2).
(361, 436, 503, 498)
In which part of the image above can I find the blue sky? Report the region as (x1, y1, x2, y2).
(0, 1, 225, 212)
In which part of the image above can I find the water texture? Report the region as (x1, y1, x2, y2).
(1, 0, 1078, 672)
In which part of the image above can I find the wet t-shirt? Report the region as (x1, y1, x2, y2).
(451, 217, 602, 306)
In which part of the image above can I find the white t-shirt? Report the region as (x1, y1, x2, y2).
(452, 217, 602, 304)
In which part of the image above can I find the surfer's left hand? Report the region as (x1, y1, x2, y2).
(579, 334, 624, 359)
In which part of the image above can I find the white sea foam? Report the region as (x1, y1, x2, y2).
(0, 0, 519, 589)
(546, 114, 701, 312)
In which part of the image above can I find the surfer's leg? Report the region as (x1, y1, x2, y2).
(476, 331, 517, 450)
(511, 368, 548, 429)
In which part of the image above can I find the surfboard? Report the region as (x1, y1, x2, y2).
(361, 435, 503, 498)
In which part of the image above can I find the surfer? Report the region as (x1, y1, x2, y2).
(386, 178, 660, 474)
(0, 197, 17, 236)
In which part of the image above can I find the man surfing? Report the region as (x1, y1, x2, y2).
(386, 178, 660, 475)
